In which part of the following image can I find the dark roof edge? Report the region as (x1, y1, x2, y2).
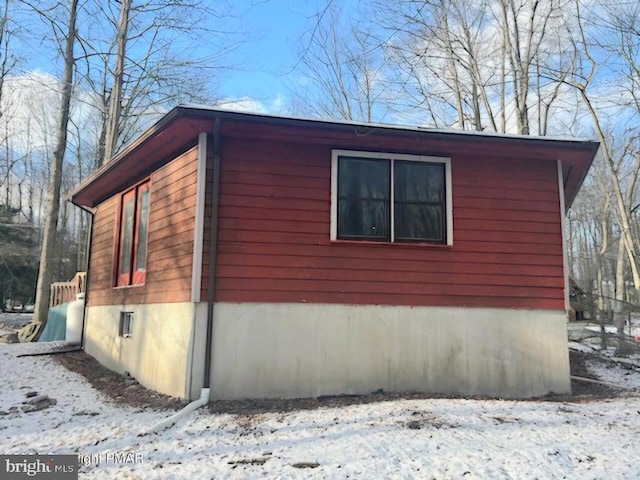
(67, 106, 185, 204)
(182, 104, 600, 148)
(566, 143, 601, 209)
(68, 105, 600, 206)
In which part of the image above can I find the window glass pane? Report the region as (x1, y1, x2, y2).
(119, 312, 133, 337)
(119, 197, 135, 275)
(338, 157, 390, 240)
(394, 161, 444, 203)
(394, 204, 443, 242)
(338, 157, 390, 199)
(135, 185, 150, 271)
(338, 199, 389, 240)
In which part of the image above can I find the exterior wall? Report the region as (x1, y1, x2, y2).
(83, 302, 195, 398)
(83, 145, 200, 398)
(209, 302, 571, 399)
(202, 124, 564, 310)
(87, 146, 198, 307)
(74, 112, 594, 402)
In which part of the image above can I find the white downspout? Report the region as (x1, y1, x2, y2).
(142, 388, 210, 435)
(184, 132, 208, 399)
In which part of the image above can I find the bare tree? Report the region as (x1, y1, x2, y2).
(20, 0, 78, 342)
(565, 0, 640, 299)
(292, 3, 390, 122)
(0, 0, 22, 208)
(78, 0, 244, 167)
(374, 0, 571, 133)
(101, 0, 131, 164)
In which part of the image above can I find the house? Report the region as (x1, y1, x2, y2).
(69, 106, 599, 400)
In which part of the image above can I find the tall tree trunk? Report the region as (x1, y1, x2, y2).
(500, 16, 506, 133)
(581, 90, 640, 293)
(472, 82, 482, 131)
(441, 8, 465, 129)
(21, 0, 78, 342)
(96, 93, 108, 168)
(614, 238, 626, 334)
(102, 0, 131, 165)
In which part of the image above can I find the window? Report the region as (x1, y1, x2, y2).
(115, 180, 151, 286)
(119, 312, 134, 337)
(331, 150, 452, 244)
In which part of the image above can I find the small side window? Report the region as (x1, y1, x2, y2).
(114, 180, 151, 287)
(119, 312, 134, 338)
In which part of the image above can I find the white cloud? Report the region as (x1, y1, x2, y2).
(213, 97, 269, 114)
(213, 94, 291, 116)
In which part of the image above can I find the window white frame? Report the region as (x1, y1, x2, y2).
(331, 149, 453, 245)
(119, 311, 134, 338)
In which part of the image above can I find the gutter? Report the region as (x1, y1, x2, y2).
(181, 104, 600, 146)
(80, 212, 93, 349)
(61, 202, 95, 350)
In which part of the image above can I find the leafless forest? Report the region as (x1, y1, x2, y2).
(1, 0, 638, 322)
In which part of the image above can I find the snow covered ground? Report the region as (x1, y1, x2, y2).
(581, 318, 640, 338)
(583, 324, 640, 337)
(0, 312, 31, 336)
(3, 342, 640, 479)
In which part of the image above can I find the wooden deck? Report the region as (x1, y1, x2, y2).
(50, 272, 86, 307)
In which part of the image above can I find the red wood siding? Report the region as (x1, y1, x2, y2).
(87, 147, 198, 307)
(201, 125, 565, 310)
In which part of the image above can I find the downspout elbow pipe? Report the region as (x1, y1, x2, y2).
(141, 388, 210, 436)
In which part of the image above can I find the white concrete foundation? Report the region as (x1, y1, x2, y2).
(188, 302, 208, 399)
(210, 303, 571, 399)
(83, 302, 195, 398)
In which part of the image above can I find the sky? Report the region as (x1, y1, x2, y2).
(215, 0, 332, 112)
(9, 0, 634, 137)
(13, 0, 343, 115)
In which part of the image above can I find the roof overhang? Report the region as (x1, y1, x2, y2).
(69, 105, 600, 209)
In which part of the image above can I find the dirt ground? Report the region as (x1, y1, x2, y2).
(55, 349, 187, 411)
(46, 348, 625, 415)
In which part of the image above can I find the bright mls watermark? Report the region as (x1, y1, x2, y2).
(1, 452, 144, 478)
(78, 451, 144, 467)
(1, 455, 77, 479)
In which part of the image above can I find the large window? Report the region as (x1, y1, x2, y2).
(331, 150, 452, 244)
(115, 180, 151, 286)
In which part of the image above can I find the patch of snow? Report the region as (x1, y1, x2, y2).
(585, 325, 618, 334)
(581, 320, 640, 339)
(0, 312, 32, 330)
(624, 319, 640, 338)
(3, 342, 640, 478)
(586, 359, 640, 390)
(568, 341, 596, 353)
